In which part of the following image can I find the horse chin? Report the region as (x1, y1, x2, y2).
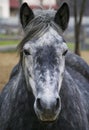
(40, 117, 57, 123)
(36, 112, 59, 123)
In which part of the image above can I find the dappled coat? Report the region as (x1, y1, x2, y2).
(0, 2, 89, 130)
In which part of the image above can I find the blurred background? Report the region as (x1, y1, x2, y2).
(0, 0, 89, 89)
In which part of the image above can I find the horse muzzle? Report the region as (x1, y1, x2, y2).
(34, 95, 61, 122)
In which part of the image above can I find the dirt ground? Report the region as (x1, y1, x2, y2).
(0, 51, 89, 91)
(0, 52, 19, 91)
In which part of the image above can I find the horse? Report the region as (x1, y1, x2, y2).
(0, 2, 89, 130)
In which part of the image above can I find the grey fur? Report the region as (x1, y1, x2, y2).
(0, 2, 89, 130)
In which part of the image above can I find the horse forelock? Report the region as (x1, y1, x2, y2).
(18, 9, 63, 54)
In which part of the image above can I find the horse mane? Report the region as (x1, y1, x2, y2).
(18, 9, 62, 52)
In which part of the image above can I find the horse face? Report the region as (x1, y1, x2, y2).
(20, 2, 69, 122)
(22, 27, 68, 121)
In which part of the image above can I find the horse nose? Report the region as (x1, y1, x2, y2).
(36, 97, 60, 112)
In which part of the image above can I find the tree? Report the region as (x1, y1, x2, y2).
(73, 0, 87, 55)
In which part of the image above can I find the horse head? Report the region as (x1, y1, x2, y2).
(19, 2, 69, 122)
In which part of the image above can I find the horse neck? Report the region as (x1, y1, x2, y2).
(60, 70, 88, 129)
(9, 62, 27, 92)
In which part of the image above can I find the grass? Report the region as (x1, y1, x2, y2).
(0, 34, 20, 46)
(0, 40, 20, 46)
(67, 42, 75, 51)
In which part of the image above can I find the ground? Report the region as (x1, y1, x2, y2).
(0, 52, 19, 91)
(0, 51, 89, 91)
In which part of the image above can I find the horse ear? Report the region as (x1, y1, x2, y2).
(20, 3, 34, 28)
(54, 3, 69, 31)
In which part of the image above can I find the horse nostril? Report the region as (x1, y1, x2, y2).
(56, 98, 60, 110)
(36, 98, 43, 110)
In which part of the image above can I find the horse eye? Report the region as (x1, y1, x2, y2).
(62, 50, 68, 56)
(23, 49, 30, 56)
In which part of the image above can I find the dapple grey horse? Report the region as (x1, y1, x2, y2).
(0, 2, 89, 130)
